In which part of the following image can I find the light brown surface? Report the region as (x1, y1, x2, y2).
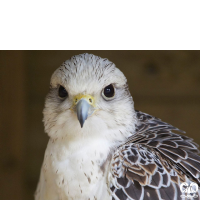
(0, 51, 200, 200)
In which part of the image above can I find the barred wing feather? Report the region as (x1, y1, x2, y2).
(110, 110, 200, 200)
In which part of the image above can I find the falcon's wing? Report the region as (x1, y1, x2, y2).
(110, 110, 200, 200)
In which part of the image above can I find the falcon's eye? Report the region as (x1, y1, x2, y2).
(58, 85, 68, 98)
(102, 84, 115, 100)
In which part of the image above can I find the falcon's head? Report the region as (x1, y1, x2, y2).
(43, 54, 136, 142)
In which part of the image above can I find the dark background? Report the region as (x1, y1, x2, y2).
(0, 51, 200, 200)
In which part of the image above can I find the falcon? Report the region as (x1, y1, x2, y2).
(35, 53, 200, 200)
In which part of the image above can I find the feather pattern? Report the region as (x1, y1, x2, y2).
(36, 54, 200, 200)
(110, 110, 200, 200)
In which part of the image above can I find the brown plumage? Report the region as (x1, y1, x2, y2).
(110, 110, 200, 200)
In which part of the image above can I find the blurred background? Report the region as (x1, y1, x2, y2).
(0, 50, 200, 199)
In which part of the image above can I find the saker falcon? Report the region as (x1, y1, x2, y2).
(35, 53, 200, 200)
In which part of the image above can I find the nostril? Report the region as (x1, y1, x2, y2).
(75, 98, 78, 103)
(89, 98, 92, 103)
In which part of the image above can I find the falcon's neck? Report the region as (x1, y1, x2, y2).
(47, 127, 128, 162)
(43, 128, 127, 199)
(42, 114, 136, 199)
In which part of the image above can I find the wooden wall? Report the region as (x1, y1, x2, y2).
(0, 51, 200, 199)
(0, 51, 25, 200)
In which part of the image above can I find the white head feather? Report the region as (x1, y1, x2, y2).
(43, 53, 136, 145)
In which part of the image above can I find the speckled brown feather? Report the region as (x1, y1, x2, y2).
(110, 110, 200, 200)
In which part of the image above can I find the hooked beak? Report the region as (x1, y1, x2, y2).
(73, 95, 96, 128)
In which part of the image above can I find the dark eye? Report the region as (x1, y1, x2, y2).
(58, 85, 68, 98)
(102, 84, 115, 100)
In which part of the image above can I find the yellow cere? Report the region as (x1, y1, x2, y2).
(73, 94, 96, 107)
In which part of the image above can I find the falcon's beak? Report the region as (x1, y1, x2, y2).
(73, 94, 96, 128)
